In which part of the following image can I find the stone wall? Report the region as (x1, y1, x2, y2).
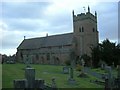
(16, 45, 72, 65)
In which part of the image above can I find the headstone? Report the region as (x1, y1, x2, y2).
(14, 79, 27, 89)
(105, 66, 113, 89)
(112, 62, 115, 69)
(118, 65, 120, 78)
(81, 58, 85, 66)
(68, 67, 75, 84)
(105, 79, 109, 90)
(51, 77, 57, 88)
(35, 79, 45, 89)
(25, 68, 35, 88)
(101, 63, 105, 70)
(81, 58, 85, 73)
(118, 65, 120, 89)
(63, 66, 69, 74)
(14, 67, 45, 89)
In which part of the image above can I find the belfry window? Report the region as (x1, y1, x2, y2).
(79, 26, 84, 32)
(93, 28, 95, 32)
(82, 27, 84, 32)
(79, 27, 81, 32)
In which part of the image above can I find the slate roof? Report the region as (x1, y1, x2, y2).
(17, 33, 73, 50)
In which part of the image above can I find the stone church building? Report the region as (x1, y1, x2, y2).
(16, 7, 99, 65)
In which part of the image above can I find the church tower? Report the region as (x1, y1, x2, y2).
(72, 6, 99, 57)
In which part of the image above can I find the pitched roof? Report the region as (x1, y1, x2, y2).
(17, 33, 73, 50)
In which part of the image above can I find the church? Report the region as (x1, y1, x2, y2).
(16, 6, 99, 65)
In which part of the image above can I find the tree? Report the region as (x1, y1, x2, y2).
(91, 45, 101, 67)
(100, 39, 116, 65)
(91, 39, 120, 67)
(81, 54, 91, 67)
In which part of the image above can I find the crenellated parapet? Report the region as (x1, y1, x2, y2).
(73, 12, 97, 22)
(73, 6, 97, 23)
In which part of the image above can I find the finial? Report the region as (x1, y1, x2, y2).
(83, 7, 86, 13)
(88, 6, 90, 12)
(46, 33, 48, 37)
(95, 11, 97, 17)
(72, 10, 74, 16)
(24, 36, 26, 40)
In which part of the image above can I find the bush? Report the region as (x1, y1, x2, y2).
(64, 60, 70, 66)
(76, 64, 82, 71)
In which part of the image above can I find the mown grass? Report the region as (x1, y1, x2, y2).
(2, 64, 104, 89)
(91, 68, 117, 77)
(0, 64, 2, 89)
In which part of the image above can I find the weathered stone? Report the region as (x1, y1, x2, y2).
(51, 78, 57, 88)
(14, 79, 27, 89)
(35, 79, 45, 89)
(25, 68, 35, 88)
(118, 65, 120, 89)
(105, 66, 113, 89)
(63, 66, 69, 74)
(118, 65, 120, 78)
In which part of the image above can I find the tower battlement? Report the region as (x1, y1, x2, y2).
(73, 6, 97, 23)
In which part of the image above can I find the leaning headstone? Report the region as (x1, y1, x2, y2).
(63, 66, 69, 74)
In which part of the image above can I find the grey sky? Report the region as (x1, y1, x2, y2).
(0, 0, 119, 55)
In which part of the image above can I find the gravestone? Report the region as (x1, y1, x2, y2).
(51, 77, 57, 88)
(68, 67, 76, 84)
(14, 79, 27, 89)
(104, 66, 113, 89)
(101, 62, 106, 70)
(118, 65, 120, 89)
(68, 51, 76, 84)
(25, 68, 35, 88)
(81, 58, 85, 73)
(14, 68, 45, 89)
(63, 66, 69, 74)
(118, 65, 120, 78)
(112, 62, 115, 69)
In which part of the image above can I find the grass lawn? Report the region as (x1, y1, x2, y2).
(91, 68, 117, 77)
(2, 64, 104, 89)
(0, 64, 2, 89)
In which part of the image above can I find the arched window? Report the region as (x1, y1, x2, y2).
(46, 53, 50, 60)
(36, 54, 39, 60)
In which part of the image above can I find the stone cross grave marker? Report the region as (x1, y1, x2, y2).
(23, 55, 31, 68)
(81, 58, 85, 73)
(14, 67, 45, 89)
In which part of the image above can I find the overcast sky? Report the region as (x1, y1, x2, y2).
(0, 0, 119, 55)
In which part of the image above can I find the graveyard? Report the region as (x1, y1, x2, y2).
(2, 63, 119, 89)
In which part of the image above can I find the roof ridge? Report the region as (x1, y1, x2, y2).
(26, 32, 73, 40)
